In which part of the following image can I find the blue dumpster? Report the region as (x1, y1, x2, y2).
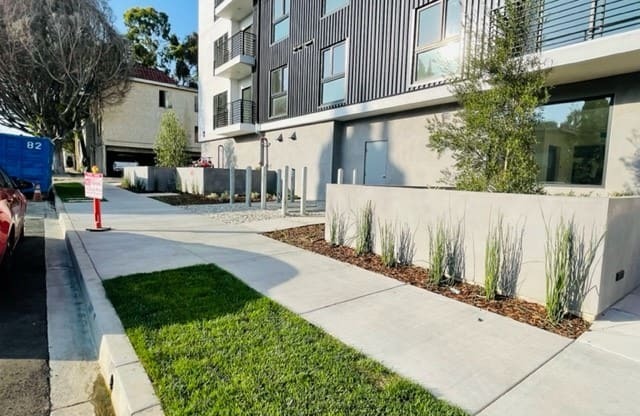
(0, 133, 53, 194)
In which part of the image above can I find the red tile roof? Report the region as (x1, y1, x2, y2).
(132, 66, 178, 85)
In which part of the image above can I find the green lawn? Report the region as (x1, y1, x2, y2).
(104, 265, 466, 416)
(54, 182, 88, 201)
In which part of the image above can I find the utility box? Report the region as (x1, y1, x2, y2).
(0, 133, 53, 194)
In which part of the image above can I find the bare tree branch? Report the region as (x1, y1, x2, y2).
(0, 0, 132, 171)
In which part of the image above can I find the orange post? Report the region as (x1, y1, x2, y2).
(93, 198, 102, 229)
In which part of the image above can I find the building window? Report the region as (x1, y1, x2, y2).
(270, 66, 288, 118)
(414, 0, 461, 83)
(159, 90, 167, 108)
(324, 0, 349, 15)
(194, 96, 198, 113)
(272, 0, 290, 43)
(535, 97, 612, 186)
(194, 126, 199, 143)
(214, 91, 228, 129)
(321, 42, 346, 105)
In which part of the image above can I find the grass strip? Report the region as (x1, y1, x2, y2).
(54, 182, 87, 201)
(54, 182, 107, 202)
(104, 264, 466, 416)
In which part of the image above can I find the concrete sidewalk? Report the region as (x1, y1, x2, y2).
(60, 183, 640, 415)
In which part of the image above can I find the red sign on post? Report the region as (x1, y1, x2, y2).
(84, 173, 103, 200)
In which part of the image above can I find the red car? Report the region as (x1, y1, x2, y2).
(0, 167, 27, 275)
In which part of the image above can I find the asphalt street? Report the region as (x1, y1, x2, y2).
(0, 211, 50, 416)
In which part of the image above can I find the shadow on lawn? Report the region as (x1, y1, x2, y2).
(103, 264, 266, 331)
(75, 229, 300, 330)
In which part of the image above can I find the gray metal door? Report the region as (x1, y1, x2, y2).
(364, 140, 388, 185)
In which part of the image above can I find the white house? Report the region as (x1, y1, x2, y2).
(85, 66, 200, 176)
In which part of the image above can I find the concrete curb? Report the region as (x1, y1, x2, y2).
(54, 196, 164, 416)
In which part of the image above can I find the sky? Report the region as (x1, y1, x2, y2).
(108, 0, 198, 40)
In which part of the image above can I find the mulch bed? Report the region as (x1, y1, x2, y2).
(264, 224, 590, 339)
(151, 194, 275, 206)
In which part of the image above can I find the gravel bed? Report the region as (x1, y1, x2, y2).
(180, 201, 325, 225)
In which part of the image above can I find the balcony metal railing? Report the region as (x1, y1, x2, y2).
(214, 31, 256, 69)
(486, 0, 640, 54)
(214, 99, 257, 129)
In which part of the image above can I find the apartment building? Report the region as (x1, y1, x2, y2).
(84, 67, 200, 176)
(199, 0, 640, 199)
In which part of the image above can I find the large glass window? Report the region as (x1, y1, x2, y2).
(272, 0, 290, 43)
(321, 42, 346, 105)
(270, 66, 288, 118)
(535, 97, 611, 186)
(325, 0, 349, 15)
(414, 0, 461, 83)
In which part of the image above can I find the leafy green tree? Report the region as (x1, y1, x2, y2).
(428, 0, 550, 193)
(124, 7, 171, 69)
(167, 32, 198, 86)
(124, 7, 198, 86)
(154, 110, 189, 167)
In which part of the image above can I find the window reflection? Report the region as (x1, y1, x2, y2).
(535, 97, 611, 185)
(416, 41, 460, 81)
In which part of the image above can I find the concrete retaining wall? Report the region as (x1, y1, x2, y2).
(326, 184, 640, 319)
(123, 166, 277, 195)
(124, 166, 177, 192)
(176, 167, 277, 196)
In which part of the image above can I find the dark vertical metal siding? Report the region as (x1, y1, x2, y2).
(257, 0, 447, 123)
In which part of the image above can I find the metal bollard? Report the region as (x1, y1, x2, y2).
(300, 166, 307, 216)
(229, 166, 235, 205)
(260, 165, 267, 209)
(337, 168, 344, 184)
(290, 168, 296, 203)
(276, 169, 282, 202)
(352, 168, 358, 185)
(245, 166, 252, 207)
(282, 166, 289, 216)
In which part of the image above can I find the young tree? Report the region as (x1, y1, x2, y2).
(0, 0, 132, 172)
(154, 110, 189, 168)
(428, 0, 550, 193)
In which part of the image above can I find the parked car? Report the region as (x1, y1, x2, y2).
(0, 166, 28, 276)
(112, 161, 139, 172)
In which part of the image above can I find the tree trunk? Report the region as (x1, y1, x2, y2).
(52, 140, 65, 174)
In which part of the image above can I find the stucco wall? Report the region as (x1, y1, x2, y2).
(101, 80, 199, 153)
(326, 184, 640, 320)
(336, 73, 640, 195)
(339, 107, 455, 187)
(202, 122, 335, 200)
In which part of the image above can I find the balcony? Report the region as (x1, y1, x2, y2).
(214, 31, 256, 79)
(490, 0, 640, 51)
(214, 0, 253, 21)
(482, 0, 640, 83)
(214, 99, 257, 137)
